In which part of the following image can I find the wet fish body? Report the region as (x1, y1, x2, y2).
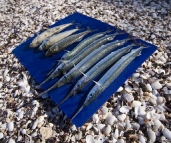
(51, 32, 124, 79)
(30, 22, 74, 48)
(45, 27, 97, 56)
(39, 28, 80, 50)
(71, 46, 147, 120)
(38, 37, 129, 96)
(57, 44, 133, 106)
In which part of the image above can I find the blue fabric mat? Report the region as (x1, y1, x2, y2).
(13, 12, 157, 127)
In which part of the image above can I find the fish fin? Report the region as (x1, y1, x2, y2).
(106, 27, 114, 33)
(71, 104, 85, 120)
(87, 26, 98, 33)
(92, 80, 101, 87)
(78, 69, 87, 77)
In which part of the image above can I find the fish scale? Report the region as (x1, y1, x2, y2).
(70, 46, 147, 120)
(56, 44, 134, 107)
(45, 27, 97, 56)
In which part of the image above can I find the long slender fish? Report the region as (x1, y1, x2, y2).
(71, 45, 148, 120)
(30, 21, 75, 48)
(39, 28, 81, 50)
(56, 44, 133, 107)
(47, 28, 113, 76)
(38, 37, 130, 96)
(51, 31, 125, 78)
(45, 27, 97, 56)
(36, 31, 123, 88)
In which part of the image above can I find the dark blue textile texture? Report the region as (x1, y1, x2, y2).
(13, 12, 157, 127)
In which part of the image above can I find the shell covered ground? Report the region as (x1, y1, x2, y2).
(0, 0, 171, 143)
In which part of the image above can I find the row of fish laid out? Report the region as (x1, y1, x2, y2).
(30, 21, 149, 120)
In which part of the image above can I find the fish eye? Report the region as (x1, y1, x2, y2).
(63, 75, 67, 79)
(90, 93, 93, 97)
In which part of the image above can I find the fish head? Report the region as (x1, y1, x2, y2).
(85, 89, 99, 106)
(57, 74, 71, 87)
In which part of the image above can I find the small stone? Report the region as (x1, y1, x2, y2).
(117, 139, 124, 143)
(116, 86, 123, 92)
(123, 94, 134, 102)
(0, 132, 4, 139)
(146, 84, 152, 92)
(21, 129, 26, 135)
(8, 138, 15, 143)
(151, 81, 162, 90)
(124, 85, 132, 92)
(132, 73, 140, 78)
(151, 34, 155, 39)
(39, 127, 52, 140)
(105, 115, 116, 125)
(0, 82, 2, 89)
(162, 128, 171, 140)
(101, 106, 108, 115)
(151, 13, 157, 18)
(117, 114, 126, 122)
(18, 110, 24, 119)
(7, 122, 14, 132)
(102, 125, 111, 136)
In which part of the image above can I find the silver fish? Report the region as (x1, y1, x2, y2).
(45, 27, 97, 56)
(36, 30, 123, 88)
(56, 44, 133, 107)
(39, 28, 80, 50)
(71, 45, 148, 120)
(46, 28, 113, 76)
(30, 21, 74, 48)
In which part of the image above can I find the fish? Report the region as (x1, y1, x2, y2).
(36, 30, 123, 88)
(56, 44, 134, 107)
(46, 28, 113, 76)
(50, 30, 125, 79)
(29, 21, 75, 48)
(45, 27, 98, 56)
(70, 45, 149, 120)
(38, 36, 129, 96)
(38, 27, 81, 50)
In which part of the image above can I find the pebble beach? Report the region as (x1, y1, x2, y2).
(0, 0, 171, 143)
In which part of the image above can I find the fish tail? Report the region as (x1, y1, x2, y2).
(106, 27, 113, 33)
(87, 26, 98, 33)
(71, 105, 85, 120)
(56, 90, 75, 107)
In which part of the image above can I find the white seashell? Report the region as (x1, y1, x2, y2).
(151, 81, 162, 90)
(147, 128, 156, 142)
(153, 119, 162, 131)
(119, 106, 130, 114)
(131, 122, 140, 130)
(102, 125, 111, 136)
(162, 128, 171, 140)
(114, 128, 119, 139)
(138, 134, 146, 143)
(94, 135, 105, 143)
(138, 106, 146, 116)
(100, 106, 108, 115)
(146, 84, 152, 92)
(138, 117, 145, 125)
(132, 73, 140, 78)
(155, 105, 165, 112)
(0, 132, 4, 139)
(21, 129, 26, 135)
(159, 114, 166, 121)
(86, 135, 95, 143)
(117, 114, 126, 122)
(117, 139, 124, 143)
(105, 115, 116, 125)
(124, 85, 132, 92)
(92, 114, 99, 123)
(96, 124, 105, 131)
(0, 82, 3, 89)
(18, 110, 24, 119)
(7, 122, 14, 132)
(123, 93, 134, 102)
(75, 131, 82, 140)
(117, 86, 123, 92)
(0, 124, 6, 130)
(32, 119, 39, 130)
(31, 131, 37, 137)
(156, 97, 165, 105)
(8, 138, 15, 143)
(132, 100, 141, 107)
